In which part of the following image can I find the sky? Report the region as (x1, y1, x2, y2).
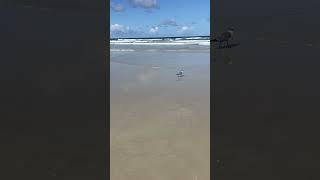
(110, 0, 210, 38)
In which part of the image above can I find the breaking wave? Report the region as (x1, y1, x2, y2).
(110, 36, 210, 46)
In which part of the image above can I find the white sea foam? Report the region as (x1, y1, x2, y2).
(110, 36, 210, 46)
(197, 42, 210, 45)
(110, 40, 210, 46)
(185, 37, 203, 40)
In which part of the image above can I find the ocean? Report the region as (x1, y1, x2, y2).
(110, 36, 210, 51)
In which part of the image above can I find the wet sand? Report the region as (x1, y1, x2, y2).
(111, 51, 210, 180)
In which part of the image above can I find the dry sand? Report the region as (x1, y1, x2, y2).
(110, 51, 210, 180)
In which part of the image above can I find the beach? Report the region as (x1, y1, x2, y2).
(110, 40, 210, 180)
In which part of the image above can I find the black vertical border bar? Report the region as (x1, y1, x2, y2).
(211, 0, 320, 179)
(210, 0, 215, 179)
(0, 1, 108, 179)
(106, 0, 110, 179)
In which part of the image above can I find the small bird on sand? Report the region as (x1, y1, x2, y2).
(212, 27, 235, 48)
(176, 69, 184, 77)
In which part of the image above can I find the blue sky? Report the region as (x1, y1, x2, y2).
(110, 0, 210, 38)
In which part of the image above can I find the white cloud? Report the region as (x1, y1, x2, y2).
(177, 26, 192, 33)
(111, 3, 125, 12)
(129, 0, 159, 9)
(111, 24, 129, 33)
(121, 68, 156, 93)
(149, 26, 159, 33)
(110, 24, 130, 37)
(159, 19, 178, 26)
(110, 24, 146, 38)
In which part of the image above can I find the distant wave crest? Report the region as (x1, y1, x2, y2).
(110, 36, 210, 46)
